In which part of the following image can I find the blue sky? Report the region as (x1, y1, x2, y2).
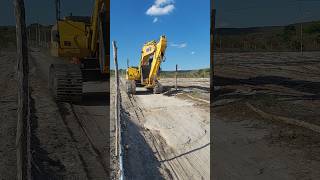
(110, 0, 210, 70)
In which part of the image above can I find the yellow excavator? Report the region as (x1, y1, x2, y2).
(49, 0, 109, 102)
(126, 35, 167, 94)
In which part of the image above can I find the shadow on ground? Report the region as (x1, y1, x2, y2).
(163, 85, 210, 93)
(134, 90, 153, 96)
(30, 89, 66, 179)
(79, 92, 110, 106)
(214, 75, 320, 101)
(160, 143, 210, 163)
(121, 108, 164, 180)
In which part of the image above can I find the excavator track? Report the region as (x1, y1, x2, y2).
(49, 64, 83, 103)
(126, 80, 136, 94)
(153, 81, 163, 94)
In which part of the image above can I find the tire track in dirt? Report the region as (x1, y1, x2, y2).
(30, 48, 108, 179)
(56, 103, 91, 179)
(119, 79, 177, 179)
(70, 104, 108, 173)
(119, 78, 210, 179)
(125, 94, 185, 179)
(57, 102, 107, 179)
(214, 51, 320, 179)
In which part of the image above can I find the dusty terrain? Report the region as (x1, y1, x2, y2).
(213, 52, 320, 179)
(160, 78, 210, 102)
(110, 78, 119, 180)
(29, 48, 109, 179)
(112, 77, 210, 179)
(0, 49, 18, 179)
(0, 47, 109, 179)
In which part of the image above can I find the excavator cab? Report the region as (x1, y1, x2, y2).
(141, 56, 153, 81)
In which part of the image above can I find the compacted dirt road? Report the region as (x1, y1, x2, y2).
(0, 47, 109, 179)
(114, 77, 210, 179)
(29, 48, 109, 179)
(213, 52, 320, 179)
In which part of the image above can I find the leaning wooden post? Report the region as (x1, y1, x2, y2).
(210, 1, 215, 179)
(13, 0, 31, 179)
(112, 41, 120, 157)
(127, 58, 129, 68)
(210, 0, 216, 104)
(175, 64, 178, 91)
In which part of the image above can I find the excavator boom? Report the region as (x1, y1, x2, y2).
(90, 0, 104, 54)
(126, 35, 167, 94)
(147, 36, 167, 86)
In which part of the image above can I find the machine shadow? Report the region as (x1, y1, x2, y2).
(79, 92, 110, 106)
(134, 90, 153, 96)
(163, 85, 210, 92)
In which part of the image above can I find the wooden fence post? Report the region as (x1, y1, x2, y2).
(210, 1, 215, 179)
(13, 0, 31, 179)
(175, 64, 178, 91)
(210, 0, 216, 104)
(112, 41, 120, 157)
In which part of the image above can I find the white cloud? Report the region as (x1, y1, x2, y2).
(155, 0, 174, 6)
(146, 0, 175, 16)
(191, 51, 195, 55)
(170, 43, 187, 48)
(153, 17, 158, 23)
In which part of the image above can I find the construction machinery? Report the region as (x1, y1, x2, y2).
(126, 35, 167, 94)
(48, 0, 109, 102)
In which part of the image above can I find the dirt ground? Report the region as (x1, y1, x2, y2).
(110, 78, 119, 180)
(29, 48, 109, 179)
(0, 47, 110, 179)
(213, 52, 320, 179)
(0, 49, 18, 179)
(160, 78, 210, 102)
(113, 77, 210, 179)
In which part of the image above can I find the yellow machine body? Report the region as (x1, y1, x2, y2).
(50, 0, 108, 74)
(126, 67, 140, 80)
(48, 0, 109, 102)
(51, 20, 90, 58)
(126, 35, 167, 89)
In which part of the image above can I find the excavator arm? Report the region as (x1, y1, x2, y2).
(126, 35, 167, 94)
(89, 0, 108, 74)
(89, 0, 104, 54)
(146, 35, 167, 86)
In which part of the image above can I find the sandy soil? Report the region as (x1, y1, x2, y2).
(213, 52, 320, 179)
(109, 79, 119, 180)
(160, 78, 210, 102)
(29, 48, 109, 179)
(116, 78, 210, 179)
(0, 49, 17, 179)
